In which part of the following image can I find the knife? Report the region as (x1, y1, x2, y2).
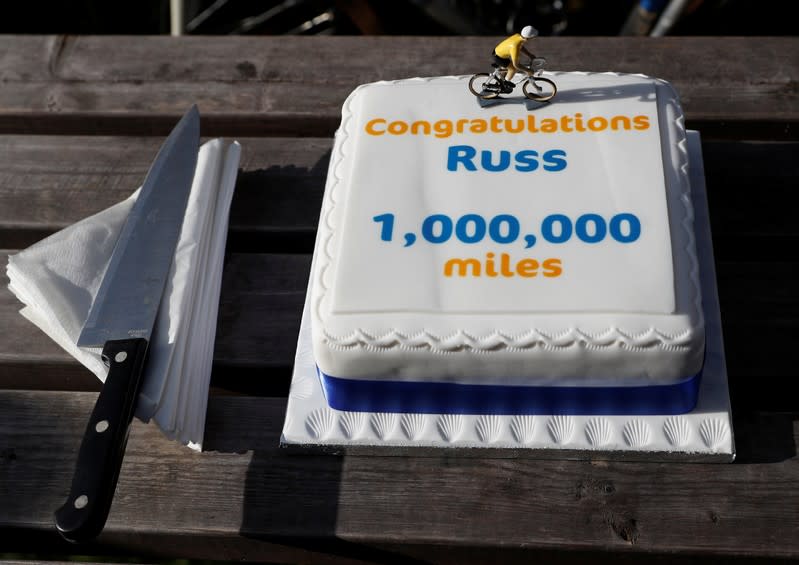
(54, 106, 200, 543)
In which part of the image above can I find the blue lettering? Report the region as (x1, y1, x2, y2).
(481, 150, 511, 172)
(543, 149, 567, 171)
(610, 213, 641, 243)
(455, 214, 486, 243)
(541, 214, 573, 243)
(514, 150, 539, 172)
(448, 146, 566, 172)
(447, 145, 477, 171)
(575, 213, 607, 243)
(422, 214, 453, 243)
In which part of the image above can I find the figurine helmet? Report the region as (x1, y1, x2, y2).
(521, 25, 538, 39)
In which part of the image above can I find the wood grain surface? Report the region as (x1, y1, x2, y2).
(1, 36, 798, 563)
(1, 391, 798, 563)
(0, 36, 796, 138)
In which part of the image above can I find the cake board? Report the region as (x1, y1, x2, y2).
(280, 131, 735, 462)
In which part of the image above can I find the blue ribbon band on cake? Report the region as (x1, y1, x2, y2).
(317, 368, 702, 415)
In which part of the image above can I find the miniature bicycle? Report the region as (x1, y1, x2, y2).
(468, 57, 557, 102)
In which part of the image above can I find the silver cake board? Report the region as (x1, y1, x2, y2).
(280, 132, 735, 462)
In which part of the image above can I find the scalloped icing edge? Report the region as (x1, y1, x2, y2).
(313, 73, 703, 354)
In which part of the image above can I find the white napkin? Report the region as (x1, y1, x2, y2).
(6, 139, 241, 451)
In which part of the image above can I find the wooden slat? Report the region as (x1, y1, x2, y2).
(0, 251, 309, 393)
(0, 562, 156, 565)
(1, 391, 798, 562)
(1, 136, 798, 252)
(3, 251, 798, 413)
(0, 36, 796, 138)
(0, 554, 156, 565)
(0, 135, 331, 250)
(0, 35, 57, 82)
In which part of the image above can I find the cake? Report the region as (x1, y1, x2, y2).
(309, 73, 704, 416)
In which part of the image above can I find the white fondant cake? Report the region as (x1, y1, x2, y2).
(310, 72, 704, 414)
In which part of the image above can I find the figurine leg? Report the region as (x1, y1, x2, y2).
(500, 67, 516, 90)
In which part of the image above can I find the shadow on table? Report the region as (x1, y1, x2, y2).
(732, 411, 797, 464)
(239, 449, 428, 565)
(201, 396, 383, 563)
(201, 392, 421, 562)
(226, 149, 331, 254)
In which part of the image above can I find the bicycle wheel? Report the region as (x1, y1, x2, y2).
(523, 76, 557, 102)
(468, 73, 501, 100)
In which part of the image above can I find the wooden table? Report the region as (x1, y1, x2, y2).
(1, 36, 798, 564)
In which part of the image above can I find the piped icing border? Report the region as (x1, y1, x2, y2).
(313, 73, 703, 354)
(322, 327, 693, 354)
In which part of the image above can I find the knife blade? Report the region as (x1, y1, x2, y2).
(54, 105, 200, 543)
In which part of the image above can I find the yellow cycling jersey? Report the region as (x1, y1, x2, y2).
(494, 34, 525, 63)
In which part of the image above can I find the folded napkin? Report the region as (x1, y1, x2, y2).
(6, 139, 241, 450)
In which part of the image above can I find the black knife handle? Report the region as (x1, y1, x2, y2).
(55, 338, 149, 543)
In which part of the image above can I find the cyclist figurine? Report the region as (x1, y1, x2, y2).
(468, 25, 556, 101)
(492, 25, 538, 89)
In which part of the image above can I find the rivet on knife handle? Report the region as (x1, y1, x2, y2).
(55, 338, 149, 543)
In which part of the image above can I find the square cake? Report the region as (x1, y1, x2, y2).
(309, 73, 704, 415)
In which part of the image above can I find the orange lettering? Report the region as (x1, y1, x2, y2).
(516, 258, 539, 277)
(365, 118, 386, 135)
(543, 258, 562, 277)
